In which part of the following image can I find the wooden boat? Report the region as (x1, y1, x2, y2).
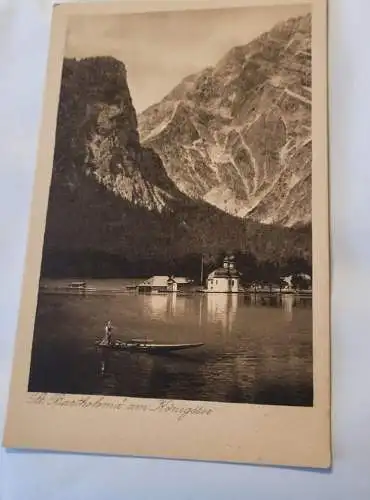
(95, 337, 204, 353)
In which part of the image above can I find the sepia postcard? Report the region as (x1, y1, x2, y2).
(3, 0, 331, 468)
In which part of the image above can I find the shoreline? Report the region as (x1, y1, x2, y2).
(38, 284, 312, 298)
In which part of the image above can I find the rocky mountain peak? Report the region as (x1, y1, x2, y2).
(53, 56, 190, 213)
(138, 14, 312, 228)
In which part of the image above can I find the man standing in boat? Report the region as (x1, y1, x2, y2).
(104, 320, 113, 345)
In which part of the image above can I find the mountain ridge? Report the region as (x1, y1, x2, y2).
(138, 13, 312, 227)
(40, 52, 311, 279)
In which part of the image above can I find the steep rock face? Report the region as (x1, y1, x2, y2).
(42, 56, 311, 274)
(46, 57, 194, 258)
(52, 57, 187, 214)
(138, 14, 312, 227)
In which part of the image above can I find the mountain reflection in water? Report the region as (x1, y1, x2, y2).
(29, 282, 313, 406)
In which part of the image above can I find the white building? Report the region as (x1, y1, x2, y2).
(206, 256, 241, 293)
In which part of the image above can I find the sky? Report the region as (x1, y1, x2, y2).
(65, 4, 310, 114)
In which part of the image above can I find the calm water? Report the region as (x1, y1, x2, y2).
(29, 279, 313, 406)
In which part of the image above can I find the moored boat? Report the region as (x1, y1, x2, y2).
(68, 281, 87, 290)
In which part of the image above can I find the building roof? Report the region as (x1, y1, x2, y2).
(173, 277, 193, 284)
(138, 276, 168, 288)
(138, 276, 192, 287)
(208, 268, 240, 279)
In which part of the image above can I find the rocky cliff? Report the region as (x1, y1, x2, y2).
(138, 14, 312, 227)
(41, 55, 311, 278)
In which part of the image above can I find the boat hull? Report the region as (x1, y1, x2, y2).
(96, 340, 204, 353)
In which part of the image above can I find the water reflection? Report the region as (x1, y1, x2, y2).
(143, 294, 168, 319)
(205, 293, 238, 335)
(134, 291, 309, 329)
(166, 293, 178, 318)
(246, 293, 282, 308)
(281, 294, 294, 321)
(142, 293, 186, 320)
(296, 296, 312, 308)
(30, 289, 314, 406)
(141, 292, 240, 336)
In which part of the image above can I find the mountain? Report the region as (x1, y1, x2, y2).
(138, 14, 312, 228)
(40, 55, 311, 279)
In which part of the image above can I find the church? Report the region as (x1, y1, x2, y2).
(205, 255, 241, 293)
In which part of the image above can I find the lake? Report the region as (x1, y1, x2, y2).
(28, 279, 313, 406)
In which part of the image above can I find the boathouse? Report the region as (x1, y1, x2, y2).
(206, 256, 241, 293)
(137, 276, 193, 293)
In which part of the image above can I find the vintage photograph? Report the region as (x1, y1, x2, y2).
(27, 3, 315, 407)
(3, 0, 330, 469)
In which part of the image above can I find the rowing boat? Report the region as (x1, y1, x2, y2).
(95, 338, 204, 353)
